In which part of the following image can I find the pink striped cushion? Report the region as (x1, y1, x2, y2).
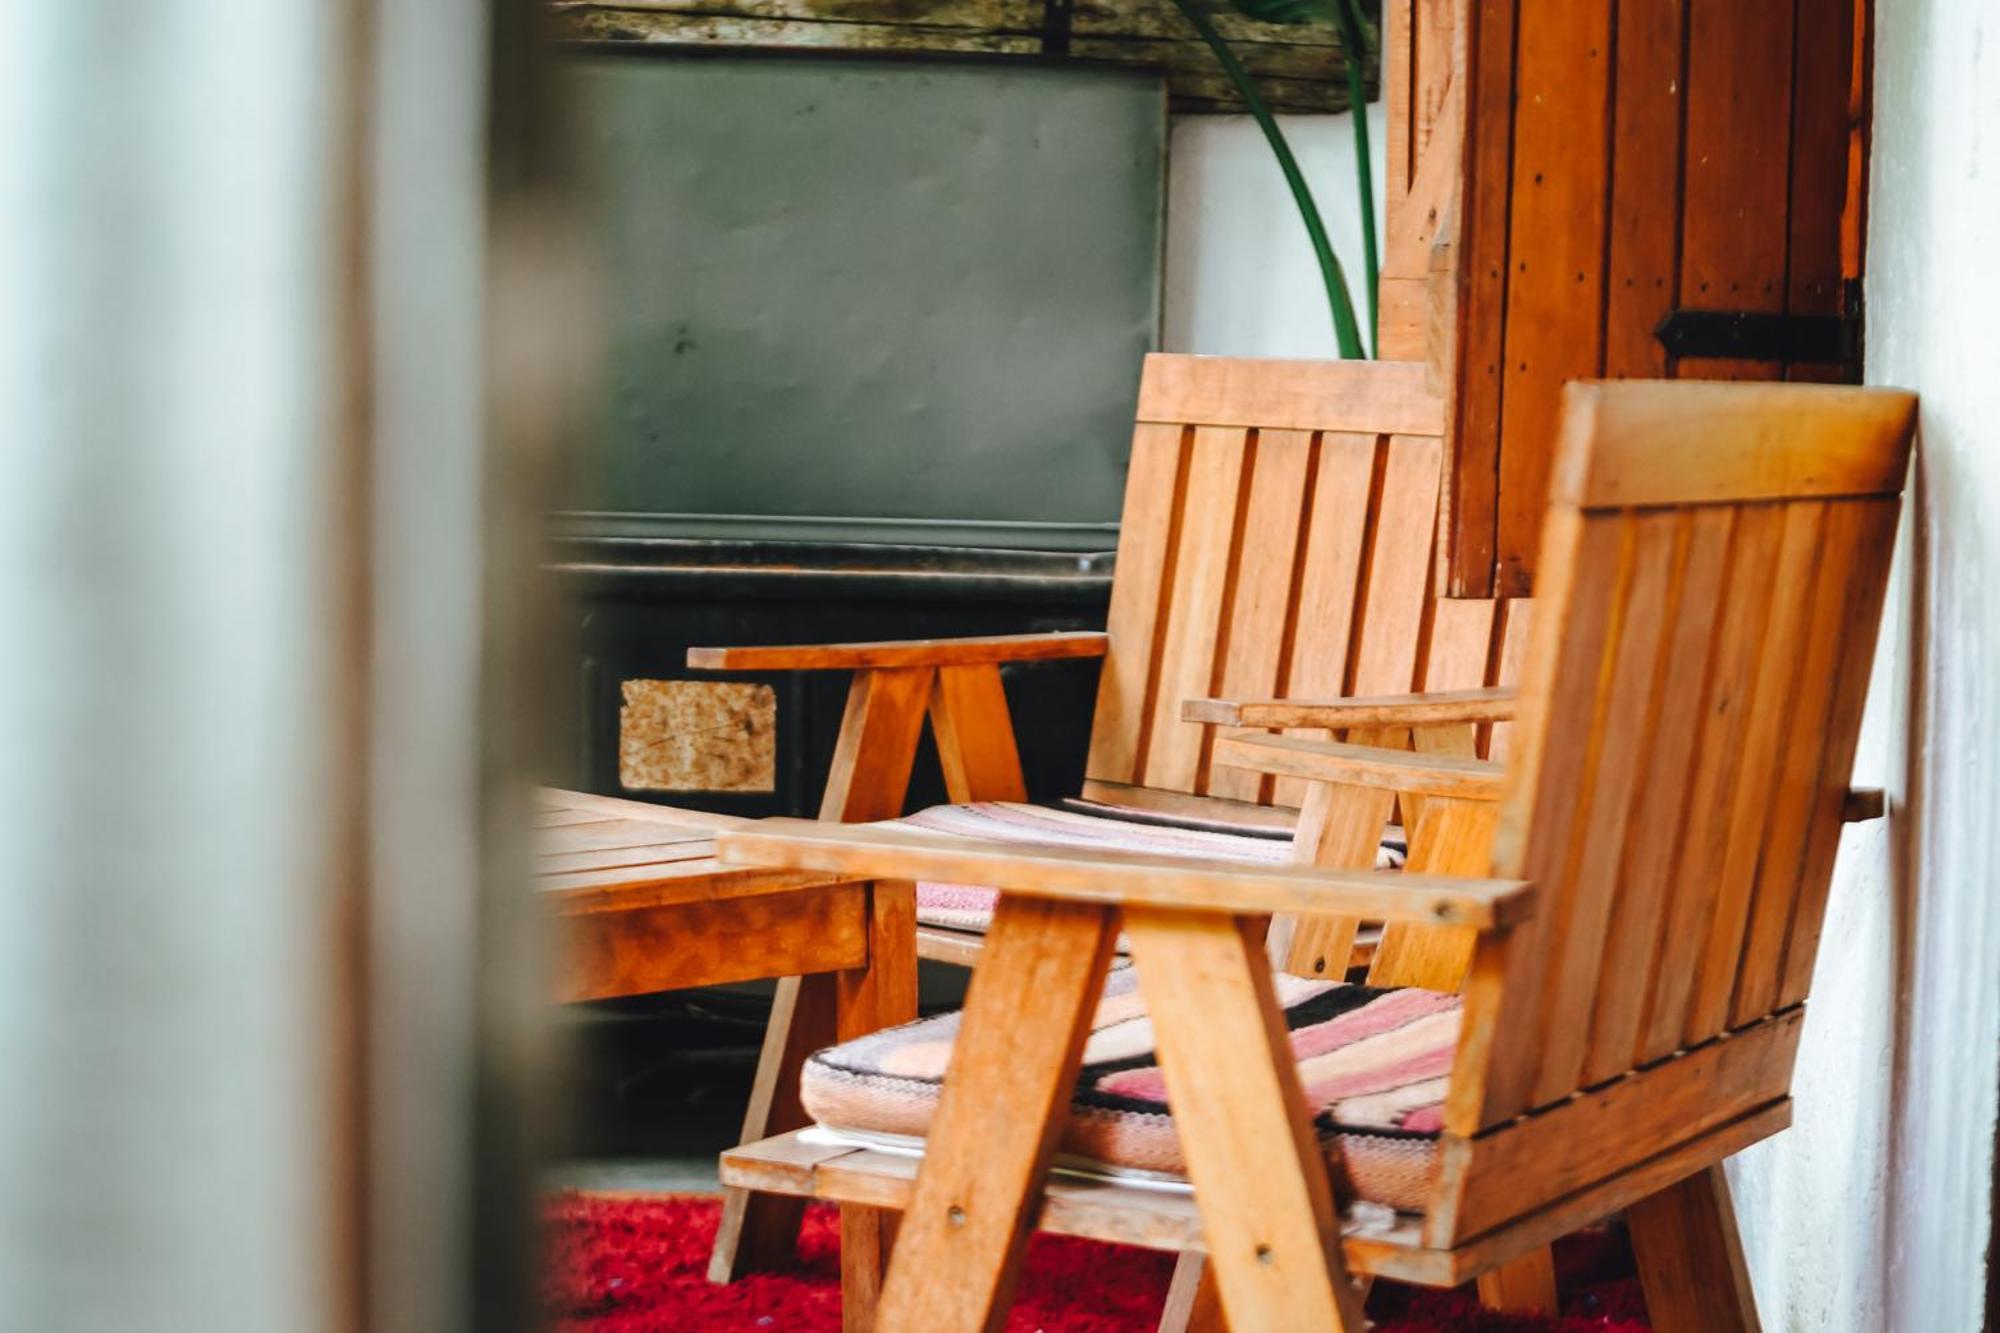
(895, 802, 1406, 933)
(800, 968, 1456, 1212)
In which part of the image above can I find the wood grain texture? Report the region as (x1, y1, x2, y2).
(1125, 910, 1364, 1331)
(1185, 686, 1516, 730)
(929, 664, 1028, 804)
(818, 666, 936, 821)
(717, 818, 1533, 927)
(1215, 734, 1505, 800)
(1626, 1166, 1762, 1333)
(871, 897, 1118, 1332)
(555, 885, 867, 1002)
(1135, 356, 1443, 435)
(688, 632, 1107, 672)
(1278, 779, 1398, 980)
(1552, 381, 1917, 509)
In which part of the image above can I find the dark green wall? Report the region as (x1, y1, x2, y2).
(569, 52, 1166, 550)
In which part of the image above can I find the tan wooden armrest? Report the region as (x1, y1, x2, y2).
(687, 630, 1109, 672)
(1212, 733, 1507, 800)
(1183, 686, 1518, 730)
(716, 819, 1532, 929)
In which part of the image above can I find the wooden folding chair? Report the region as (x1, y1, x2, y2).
(692, 354, 1537, 1291)
(713, 378, 1916, 1331)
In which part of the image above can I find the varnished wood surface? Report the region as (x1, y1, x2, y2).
(687, 631, 1108, 673)
(716, 818, 1533, 928)
(1184, 686, 1518, 730)
(536, 788, 858, 998)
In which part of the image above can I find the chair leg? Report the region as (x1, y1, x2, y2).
(1627, 1164, 1762, 1333)
(1158, 1255, 1226, 1333)
(841, 1206, 896, 1333)
(708, 971, 835, 1281)
(1476, 1246, 1559, 1314)
(1125, 909, 1367, 1332)
(871, 895, 1118, 1332)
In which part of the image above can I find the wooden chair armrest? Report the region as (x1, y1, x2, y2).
(1183, 686, 1518, 730)
(715, 819, 1533, 929)
(686, 631, 1108, 672)
(1212, 733, 1507, 801)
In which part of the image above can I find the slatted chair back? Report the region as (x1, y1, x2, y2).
(1431, 379, 1914, 1245)
(1083, 354, 1531, 818)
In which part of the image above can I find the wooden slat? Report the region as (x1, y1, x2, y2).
(1204, 430, 1314, 803)
(1529, 510, 1677, 1104)
(1431, 1008, 1803, 1245)
(1215, 734, 1506, 801)
(534, 807, 621, 828)
(1125, 910, 1364, 1330)
(535, 839, 715, 876)
(536, 819, 713, 856)
(1778, 500, 1903, 1004)
(1492, 0, 1613, 589)
(1135, 356, 1443, 436)
(1073, 780, 1299, 835)
(536, 786, 747, 830)
(1420, 597, 1498, 693)
(1186, 686, 1516, 731)
(1143, 427, 1252, 793)
(1552, 381, 1918, 508)
(1582, 508, 1731, 1083)
(1350, 433, 1443, 697)
(1486, 598, 1534, 765)
(1676, 0, 1794, 382)
(1475, 509, 1624, 1121)
(1441, 0, 1519, 598)
(717, 818, 1534, 928)
(1637, 508, 1786, 1062)
(687, 632, 1107, 672)
(1729, 502, 1865, 1025)
(1683, 502, 1826, 1044)
(1783, 0, 1858, 378)
(1084, 421, 1189, 788)
(1271, 431, 1377, 808)
(1602, 0, 1687, 379)
(871, 897, 1118, 1332)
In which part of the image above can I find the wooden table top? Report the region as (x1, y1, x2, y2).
(535, 788, 839, 916)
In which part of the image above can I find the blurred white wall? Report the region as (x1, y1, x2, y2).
(0, 4, 345, 1328)
(1165, 109, 1389, 359)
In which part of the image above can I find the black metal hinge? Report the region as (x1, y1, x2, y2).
(1654, 280, 1865, 371)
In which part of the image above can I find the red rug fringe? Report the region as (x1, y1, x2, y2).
(544, 1192, 1651, 1332)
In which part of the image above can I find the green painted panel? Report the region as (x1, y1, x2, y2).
(571, 52, 1166, 548)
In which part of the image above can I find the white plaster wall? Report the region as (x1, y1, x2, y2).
(1727, 0, 2000, 1327)
(1165, 110, 1389, 358)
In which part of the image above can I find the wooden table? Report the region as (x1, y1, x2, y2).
(538, 787, 863, 1004)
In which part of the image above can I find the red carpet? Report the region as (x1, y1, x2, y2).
(545, 1193, 1651, 1331)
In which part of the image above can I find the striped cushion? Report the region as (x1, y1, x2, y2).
(899, 802, 1406, 933)
(801, 968, 1457, 1212)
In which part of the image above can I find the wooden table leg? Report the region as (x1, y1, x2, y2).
(1125, 909, 1367, 1332)
(869, 896, 1118, 1333)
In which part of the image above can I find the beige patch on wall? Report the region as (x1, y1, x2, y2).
(618, 680, 777, 793)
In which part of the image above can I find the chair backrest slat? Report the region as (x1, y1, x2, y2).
(1461, 380, 1914, 1129)
(1086, 355, 1512, 808)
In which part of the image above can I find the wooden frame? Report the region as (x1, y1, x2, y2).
(713, 378, 1916, 1331)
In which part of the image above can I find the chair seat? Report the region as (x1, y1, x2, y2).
(894, 801, 1406, 933)
(800, 968, 1458, 1212)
